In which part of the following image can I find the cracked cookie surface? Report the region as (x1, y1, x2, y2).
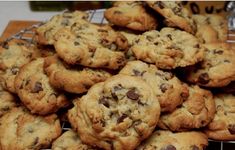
(131, 28, 204, 69)
(105, 1, 157, 31)
(0, 39, 40, 93)
(137, 130, 208, 150)
(14, 58, 69, 115)
(44, 55, 111, 94)
(185, 43, 235, 87)
(146, 1, 196, 34)
(158, 85, 215, 131)
(204, 94, 235, 140)
(0, 107, 61, 150)
(54, 20, 128, 69)
(68, 74, 160, 150)
(120, 60, 189, 112)
(36, 11, 89, 45)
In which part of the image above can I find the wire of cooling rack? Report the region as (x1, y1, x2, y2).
(3, 9, 235, 150)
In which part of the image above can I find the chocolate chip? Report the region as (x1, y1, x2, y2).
(161, 145, 176, 150)
(198, 73, 210, 84)
(228, 124, 235, 134)
(117, 114, 128, 123)
(74, 41, 80, 46)
(111, 92, 118, 101)
(99, 97, 110, 108)
(194, 44, 200, 48)
(155, 1, 165, 9)
(224, 60, 230, 63)
(114, 84, 123, 91)
(160, 83, 169, 93)
(0, 41, 9, 49)
(97, 29, 108, 32)
(146, 35, 154, 42)
(31, 82, 43, 93)
(133, 69, 141, 76)
(167, 34, 172, 40)
(11, 67, 19, 75)
(114, 10, 122, 14)
(191, 145, 199, 150)
(154, 42, 159, 45)
(213, 49, 223, 54)
(126, 89, 139, 100)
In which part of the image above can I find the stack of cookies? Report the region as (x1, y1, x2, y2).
(0, 1, 234, 150)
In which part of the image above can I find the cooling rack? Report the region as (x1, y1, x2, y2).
(2, 9, 235, 150)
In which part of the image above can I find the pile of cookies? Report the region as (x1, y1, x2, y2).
(0, 1, 234, 150)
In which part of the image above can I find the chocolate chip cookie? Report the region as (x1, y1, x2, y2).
(52, 130, 98, 150)
(137, 130, 208, 150)
(0, 85, 19, 117)
(68, 74, 160, 150)
(146, 1, 196, 34)
(158, 85, 216, 131)
(186, 43, 235, 87)
(54, 20, 128, 69)
(205, 94, 235, 140)
(120, 60, 189, 112)
(0, 39, 40, 93)
(44, 55, 111, 94)
(131, 27, 204, 69)
(14, 58, 69, 115)
(36, 11, 89, 45)
(0, 107, 61, 150)
(104, 1, 157, 31)
(193, 14, 227, 43)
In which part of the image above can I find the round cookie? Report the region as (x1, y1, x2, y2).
(0, 86, 19, 117)
(14, 58, 69, 115)
(0, 107, 61, 150)
(186, 43, 235, 87)
(193, 14, 227, 43)
(68, 74, 160, 150)
(204, 94, 235, 140)
(44, 55, 111, 94)
(146, 1, 196, 34)
(158, 85, 216, 131)
(54, 20, 128, 69)
(137, 130, 208, 150)
(36, 10, 89, 45)
(120, 60, 189, 112)
(104, 1, 157, 31)
(131, 27, 204, 69)
(52, 130, 98, 150)
(0, 39, 40, 93)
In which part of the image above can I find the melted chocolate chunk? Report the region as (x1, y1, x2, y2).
(111, 92, 118, 101)
(160, 83, 169, 93)
(31, 82, 43, 93)
(117, 114, 128, 123)
(194, 44, 200, 48)
(167, 34, 172, 40)
(99, 97, 110, 108)
(198, 73, 210, 84)
(74, 41, 80, 46)
(11, 67, 19, 75)
(161, 145, 176, 150)
(133, 69, 141, 76)
(228, 124, 235, 134)
(213, 49, 223, 54)
(126, 89, 139, 100)
(114, 10, 122, 14)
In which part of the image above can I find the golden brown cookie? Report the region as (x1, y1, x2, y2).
(36, 11, 89, 45)
(120, 60, 189, 112)
(0, 107, 61, 150)
(54, 20, 128, 69)
(0, 39, 40, 93)
(131, 27, 204, 69)
(205, 94, 235, 140)
(186, 43, 235, 87)
(68, 74, 160, 150)
(14, 58, 69, 115)
(44, 55, 111, 94)
(137, 130, 208, 150)
(105, 1, 157, 31)
(146, 1, 196, 34)
(158, 85, 216, 131)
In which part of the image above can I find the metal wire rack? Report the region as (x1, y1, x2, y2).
(3, 9, 235, 150)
